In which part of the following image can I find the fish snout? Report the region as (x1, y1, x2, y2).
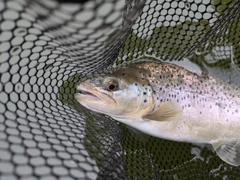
(76, 82, 90, 91)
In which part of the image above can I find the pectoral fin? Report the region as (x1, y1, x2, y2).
(212, 140, 240, 166)
(143, 101, 182, 121)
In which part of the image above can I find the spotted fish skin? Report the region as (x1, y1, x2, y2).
(75, 61, 240, 166)
(133, 62, 240, 140)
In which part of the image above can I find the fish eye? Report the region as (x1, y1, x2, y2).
(106, 81, 118, 91)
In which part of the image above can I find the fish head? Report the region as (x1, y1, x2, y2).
(75, 67, 154, 120)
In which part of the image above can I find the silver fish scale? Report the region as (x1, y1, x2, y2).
(135, 62, 240, 108)
(128, 62, 240, 142)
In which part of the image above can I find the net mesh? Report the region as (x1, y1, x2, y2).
(0, 0, 240, 179)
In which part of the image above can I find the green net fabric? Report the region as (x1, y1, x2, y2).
(1, 0, 240, 179)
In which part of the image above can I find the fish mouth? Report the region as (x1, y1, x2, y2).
(75, 90, 100, 100)
(75, 82, 113, 103)
(75, 83, 102, 101)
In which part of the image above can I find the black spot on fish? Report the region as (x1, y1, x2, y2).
(122, 73, 125, 76)
(144, 100, 147, 103)
(159, 87, 162, 91)
(135, 83, 138, 86)
(143, 92, 147, 95)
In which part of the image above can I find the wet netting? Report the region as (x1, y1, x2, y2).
(1, 0, 240, 179)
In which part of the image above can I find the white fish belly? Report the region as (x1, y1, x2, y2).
(115, 97, 240, 144)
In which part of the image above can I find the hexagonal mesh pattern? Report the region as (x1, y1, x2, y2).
(0, 0, 240, 179)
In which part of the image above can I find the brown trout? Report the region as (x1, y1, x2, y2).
(75, 61, 240, 166)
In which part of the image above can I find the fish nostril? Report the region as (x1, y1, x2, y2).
(89, 78, 98, 84)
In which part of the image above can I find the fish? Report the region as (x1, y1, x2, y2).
(74, 61, 240, 166)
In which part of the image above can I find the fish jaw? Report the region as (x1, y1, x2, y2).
(75, 82, 102, 101)
(74, 82, 116, 113)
